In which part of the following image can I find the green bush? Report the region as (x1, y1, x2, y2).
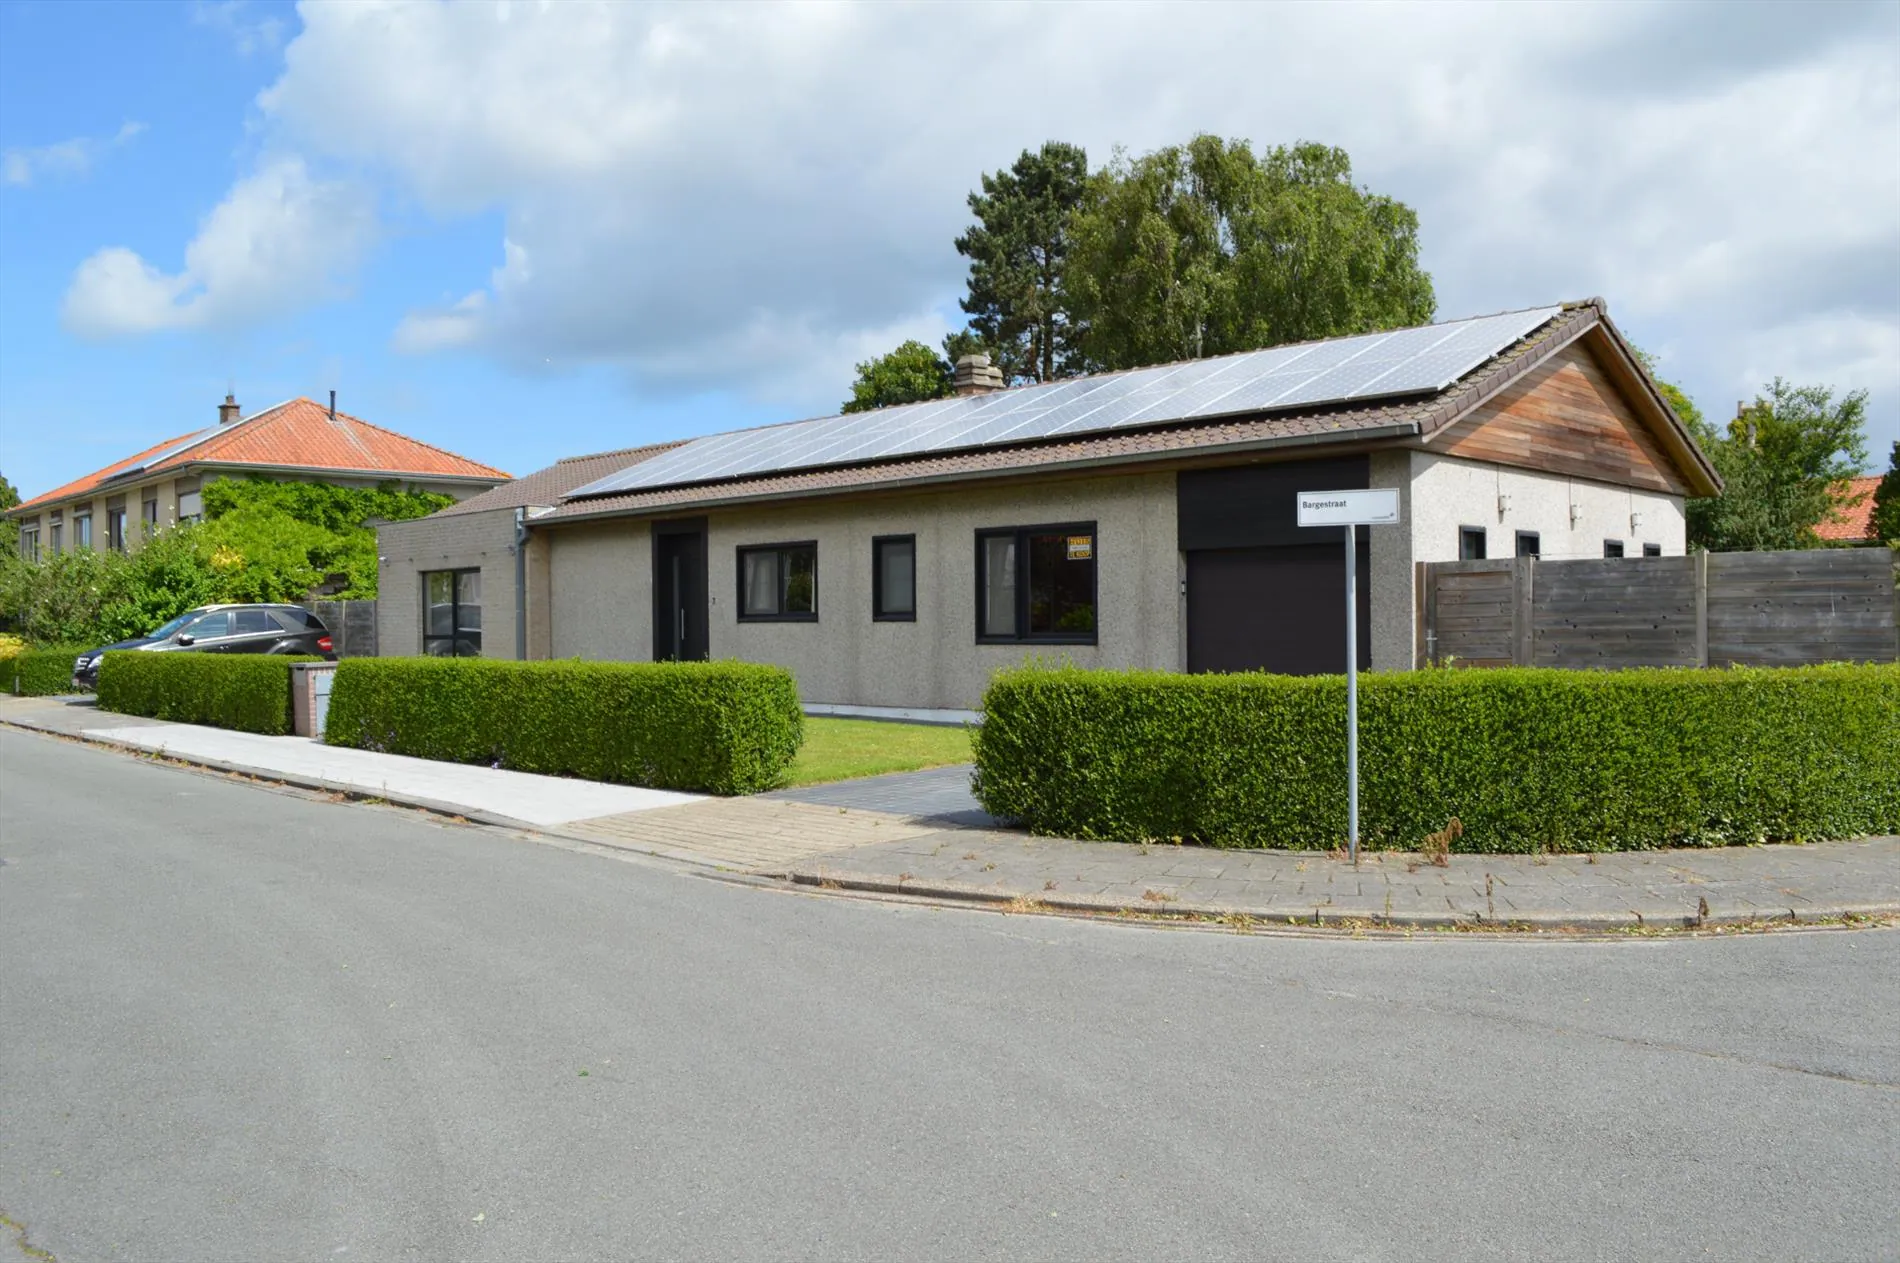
(973, 664, 1900, 852)
(4, 645, 89, 696)
(325, 657, 805, 795)
(96, 652, 307, 734)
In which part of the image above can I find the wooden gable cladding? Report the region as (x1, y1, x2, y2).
(1428, 339, 1689, 494)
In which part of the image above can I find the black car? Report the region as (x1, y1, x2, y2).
(73, 604, 335, 689)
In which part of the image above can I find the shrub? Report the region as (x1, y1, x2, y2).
(973, 664, 1900, 853)
(325, 657, 804, 795)
(96, 652, 306, 734)
(4, 644, 89, 696)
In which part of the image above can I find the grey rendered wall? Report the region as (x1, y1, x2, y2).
(547, 518, 653, 661)
(375, 508, 519, 658)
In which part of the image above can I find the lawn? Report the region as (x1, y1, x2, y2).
(784, 717, 975, 787)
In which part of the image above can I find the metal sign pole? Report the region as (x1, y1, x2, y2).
(1344, 522, 1359, 865)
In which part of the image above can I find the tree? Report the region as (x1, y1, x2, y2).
(840, 340, 954, 413)
(0, 469, 18, 556)
(1062, 136, 1435, 373)
(1871, 441, 1900, 545)
(952, 141, 1089, 385)
(1686, 380, 1871, 552)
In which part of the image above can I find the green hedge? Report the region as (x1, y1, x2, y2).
(5, 645, 89, 696)
(95, 652, 306, 734)
(324, 657, 804, 795)
(973, 664, 1900, 853)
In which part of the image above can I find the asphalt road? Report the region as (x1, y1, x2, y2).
(2, 727, 1896, 1263)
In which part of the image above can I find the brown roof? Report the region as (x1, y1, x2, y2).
(1816, 476, 1881, 542)
(12, 397, 509, 515)
(433, 441, 685, 518)
(543, 299, 1719, 522)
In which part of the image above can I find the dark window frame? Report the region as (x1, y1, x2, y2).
(1603, 540, 1625, 558)
(1515, 531, 1541, 558)
(107, 507, 127, 553)
(871, 534, 916, 622)
(973, 520, 1100, 647)
(1458, 526, 1487, 560)
(736, 541, 819, 623)
(422, 567, 483, 657)
(1642, 543, 1662, 558)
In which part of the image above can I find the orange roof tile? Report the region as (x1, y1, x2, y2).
(1816, 476, 1881, 542)
(13, 429, 203, 513)
(9, 398, 509, 517)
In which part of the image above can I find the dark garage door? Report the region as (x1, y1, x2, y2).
(1186, 541, 1371, 675)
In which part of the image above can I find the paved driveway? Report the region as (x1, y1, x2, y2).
(764, 762, 1001, 827)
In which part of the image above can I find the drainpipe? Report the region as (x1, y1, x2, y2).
(514, 506, 529, 661)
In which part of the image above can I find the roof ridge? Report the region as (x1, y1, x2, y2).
(554, 440, 687, 465)
(317, 406, 511, 478)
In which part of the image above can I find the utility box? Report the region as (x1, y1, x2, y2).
(290, 661, 339, 739)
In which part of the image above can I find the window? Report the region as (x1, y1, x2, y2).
(49, 513, 62, 555)
(232, 609, 273, 635)
(1458, 526, 1487, 560)
(184, 611, 230, 641)
(1642, 543, 1662, 558)
(423, 569, 482, 656)
(177, 490, 203, 524)
(142, 497, 158, 531)
(975, 523, 1097, 644)
(73, 511, 92, 551)
(19, 525, 39, 562)
(1514, 531, 1540, 558)
(737, 543, 817, 621)
(107, 508, 127, 553)
(1603, 540, 1624, 558)
(872, 535, 915, 621)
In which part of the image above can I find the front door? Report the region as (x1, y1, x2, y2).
(652, 520, 709, 661)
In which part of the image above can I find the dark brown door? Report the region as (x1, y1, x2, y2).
(1186, 540, 1371, 675)
(652, 521, 709, 661)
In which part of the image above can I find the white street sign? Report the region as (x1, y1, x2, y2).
(1296, 488, 1401, 527)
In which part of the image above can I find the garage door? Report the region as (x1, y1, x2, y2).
(1186, 542, 1371, 675)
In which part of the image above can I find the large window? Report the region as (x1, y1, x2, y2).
(872, 535, 915, 621)
(142, 497, 159, 532)
(177, 489, 203, 524)
(73, 511, 92, 551)
(738, 543, 817, 621)
(1458, 526, 1487, 560)
(423, 569, 482, 656)
(49, 513, 62, 555)
(19, 524, 39, 562)
(107, 508, 127, 553)
(976, 523, 1097, 644)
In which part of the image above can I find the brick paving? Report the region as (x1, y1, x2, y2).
(563, 798, 944, 871)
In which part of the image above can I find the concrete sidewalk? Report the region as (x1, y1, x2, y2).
(7, 694, 1897, 932)
(0, 695, 697, 828)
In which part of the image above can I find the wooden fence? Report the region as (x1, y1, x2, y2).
(301, 598, 378, 658)
(1418, 548, 1899, 669)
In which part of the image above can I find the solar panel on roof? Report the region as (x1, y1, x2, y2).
(569, 306, 1562, 499)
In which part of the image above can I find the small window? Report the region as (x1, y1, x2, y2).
(1515, 531, 1540, 558)
(1458, 527, 1487, 560)
(737, 543, 817, 621)
(1603, 540, 1624, 558)
(872, 535, 916, 621)
(107, 508, 127, 553)
(142, 498, 158, 528)
(177, 490, 203, 524)
(73, 512, 93, 550)
(423, 569, 482, 656)
(1642, 543, 1662, 558)
(269, 609, 313, 633)
(19, 526, 39, 562)
(976, 523, 1097, 644)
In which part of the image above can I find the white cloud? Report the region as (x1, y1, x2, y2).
(190, 0, 286, 58)
(3, 121, 145, 187)
(62, 156, 375, 337)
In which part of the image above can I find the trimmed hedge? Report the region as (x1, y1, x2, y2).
(4, 645, 89, 696)
(324, 657, 804, 795)
(96, 652, 307, 734)
(973, 664, 1900, 853)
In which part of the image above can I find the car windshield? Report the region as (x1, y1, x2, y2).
(146, 611, 203, 640)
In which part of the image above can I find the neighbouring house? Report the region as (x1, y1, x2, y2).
(1816, 476, 1882, 545)
(7, 393, 509, 560)
(376, 298, 1721, 708)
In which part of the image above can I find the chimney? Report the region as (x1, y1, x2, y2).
(218, 393, 241, 425)
(329, 389, 338, 422)
(952, 353, 1006, 397)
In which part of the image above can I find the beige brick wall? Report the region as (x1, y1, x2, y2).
(375, 508, 522, 659)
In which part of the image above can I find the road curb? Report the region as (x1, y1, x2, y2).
(783, 867, 1900, 933)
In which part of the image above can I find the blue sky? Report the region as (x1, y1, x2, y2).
(3, 0, 1896, 501)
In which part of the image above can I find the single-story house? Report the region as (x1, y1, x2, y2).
(376, 298, 1721, 708)
(7, 393, 509, 560)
